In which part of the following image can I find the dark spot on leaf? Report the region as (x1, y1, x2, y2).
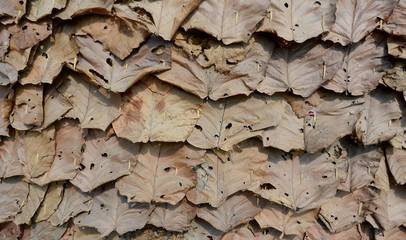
(208, 166, 213, 170)
(322, 175, 327, 178)
(106, 58, 112, 66)
(22, 25, 27, 30)
(225, 123, 232, 129)
(179, 182, 182, 186)
(260, 183, 276, 190)
(297, 221, 301, 224)
(164, 167, 171, 172)
(104, 26, 108, 30)
(195, 125, 202, 131)
(90, 163, 95, 170)
(284, 192, 289, 197)
(284, 3, 289, 8)
(101, 153, 108, 157)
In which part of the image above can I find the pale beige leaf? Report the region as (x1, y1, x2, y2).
(70, 130, 139, 192)
(182, 0, 270, 44)
(34, 182, 64, 222)
(112, 77, 201, 143)
(369, 185, 406, 230)
(184, 219, 224, 240)
(197, 192, 262, 232)
(132, 0, 202, 41)
(257, 39, 344, 98)
(156, 35, 273, 100)
(388, 149, 406, 185)
(304, 222, 372, 240)
(116, 142, 204, 204)
(383, 0, 406, 37)
(250, 142, 348, 212)
(319, 188, 375, 233)
(22, 126, 55, 180)
(0, 86, 13, 136)
(78, 15, 149, 60)
(387, 35, 406, 59)
(0, 27, 10, 59)
(149, 198, 196, 232)
(49, 184, 92, 226)
(8, 19, 52, 50)
(373, 156, 390, 192)
(20, 24, 78, 85)
(258, 0, 337, 43)
(304, 96, 364, 153)
(323, 33, 389, 95)
(74, 185, 154, 237)
(0, 177, 29, 223)
(4, 46, 32, 71)
(57, 70, 122, 131)
(375, 226, 406, 240)
(26, 0, 67, 21)
(22, 221, 67, 240)
(74, 35, 171, 93)
(60, 224, 100, 240)
(382, 61, 406, 99)
(30, 120, 84, 185)
(255, 202, 318, 236)
(186, 139, 268, 207)
(221, 224, 270, 240)
(10, 84, 43, 130)
(323, 0, 396, 45)
(55, 0, 114, 19)
(187, 93, 286, 151)
(355, 88, 403, 146)
(14, 183, 47, 225)
(0, 130, 25, 178)
(0, 0, 26, 24)
(0, 62, 18, 85)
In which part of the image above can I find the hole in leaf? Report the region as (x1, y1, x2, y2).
(314, 1, 321, 6)
(90, 163, 95, 170)
(101, 153, 108, 157)
(284, 3, 289, 8)
(22, 25, 27, 30)
(208, 166, 213, 170)
(225, 123, 232, 129)
(195, 125, 203, 131)
(260, 183, 276, 190)
(164, 167, 171, 172)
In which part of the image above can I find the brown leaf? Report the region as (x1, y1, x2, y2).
(54, 0, 114, 20)
(375, 226, 406, 240)
(112, 77, 202, 143)
(116, 142, 204, 204)
(387, 35, 406, 59)
(70, 129, 139, 192)
(131, 0, 202, 41)
(8, 19, 52, 50)
(57, 70, 122, 131)
(26, 0, 67, 21)
(186, 139, 268, 208)
(0, 86, 13, 136)
(0, 222, 21, 240)
(184, 219, 224, 240)
(383, 0, 406, 37)
(0, 130, 25, 178)
(78, 15, 149, 60)
(304, 96, 364, 153)
(197, 192, 262, 232)
(21, 221, 67, 240)
(304, 222, 372, 240)
(74, 34, 171, 93)
(156, 35, 273, 100)
(0, 27, 10, 60)
(182, 0, 271, 44)
(258, 0, 337, 43)
(20, 24, 78, 85)
(10, 84, 43, 131)
(0, 0, 26, 24)
(34, 182, 64, 222)
(257, 39, 344, 98)
(186, 93, 286, 151)
(149, 198, 197, 232)
(382, 61, 406, 100)
(74, 184, 154, 237)
(369, 185, 406, 230)
(0, 62, 18, 86)
(0, 177, 29, 223)
(373, 156, 390, 192)
(388, 149, 406, 185)
(323, 0, 396, 45)
(355, 88, 403, 146)
(4, 46, 32, 71)
(14, 183, 47, 225)
(113, 2, 155, 33)
(250, 142, 348, 212)
(255, 202, 318, 236)
(49, 184, 92, 226)
(319, 188, 375, 233)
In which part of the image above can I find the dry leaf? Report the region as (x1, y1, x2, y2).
(22, 221, 67, 240)
(14, 183, 47, 225)
(184, 219, 224, 240)
(383, 0, 406, 37)
(0, 86, 13, 136)
(8, 18, 52, 50)
(10, 84, 43, 130)
(0, 177, 29, 223)
(0, 222, 21, 240)
(26, 0, 67, 21)
(0, 62, 18, 86)
(54, 0, 114, 20)
(34, 182, 64, 222)
(0, 0, 26, 24)
(0, 130, 25, 178)
(388, 149, 406, 185)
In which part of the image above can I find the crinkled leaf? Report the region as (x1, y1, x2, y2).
(24, 221, 67, 240)
(131, 0, 202, 41)
(383, 0, 406, 36)
(26, 0, 67, 21)
(0, 0, 26, 24)
(304, 96, 364, 153)
(382, 61, 406, 100)
(323, 33, 389, 95)
(14, 183, 47, 225)
(49, 184, 92, 226)
(257, 39, 344, 98)
(250, 142, 348, 212)
(373, 155, 390, 192)
(182, 0, 270, 44)
(0, 62, 18, 85)
(187, 93, 286, 151)
(8, 19, 52, 50)
(149, 198, 197, 232)
(0, 130, 25, 178)
(0, 222, 21, 240)
(0, 177, 29, 223)
(184, 219, 224, 240)
(112, 77, 201, 143)
(54, 0, 114, 20)
(4, 46, 32, 71)
(186, 139, 268, 207)
(197, 192, 262, 232)
(10, 84, 43, 130)
(258, 0, 337, 43)
(319, 188, 375, 233)
(20, 24, 78, 85)
(0, 27, 10, 59)
(323, 0, 396, 45)
(74, 34, 171, 93)
(376, 226, 406, 240)
(305, 222, 372, 240)
(355, 88, 403, 146)
(116, 142, 204, 204)
(388, 149, 406, 185)
(387, 35, 406, 59)
(34, 182, 64, 222)
(78, 15, 149, 60)
(255, 202, 318, 236)
(57, 70, 122, 131)
(70, 130, 139, 192)
(0, 86, 13, 136)
(157, 35, 273, 100)
(74, 184, 154, 237)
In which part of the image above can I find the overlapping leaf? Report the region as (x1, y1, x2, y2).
(8, 18, 52, 50)
(0, 0, 26, 24)
(10, 84, 43, 130)
(26, 0, 67, 21)
(0, 177, 29, 223)
(0, 86, 13, 136)
(14, 183, 47, 225)
(387, 36, 406, 59)
(54, 0, 114, 20)
(34, 182, 64, 222)
(0, 62, 18, 85)
(0, 130, 25, 178)
(387, 149, 406, 185)
(383, 0, 406, 37)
